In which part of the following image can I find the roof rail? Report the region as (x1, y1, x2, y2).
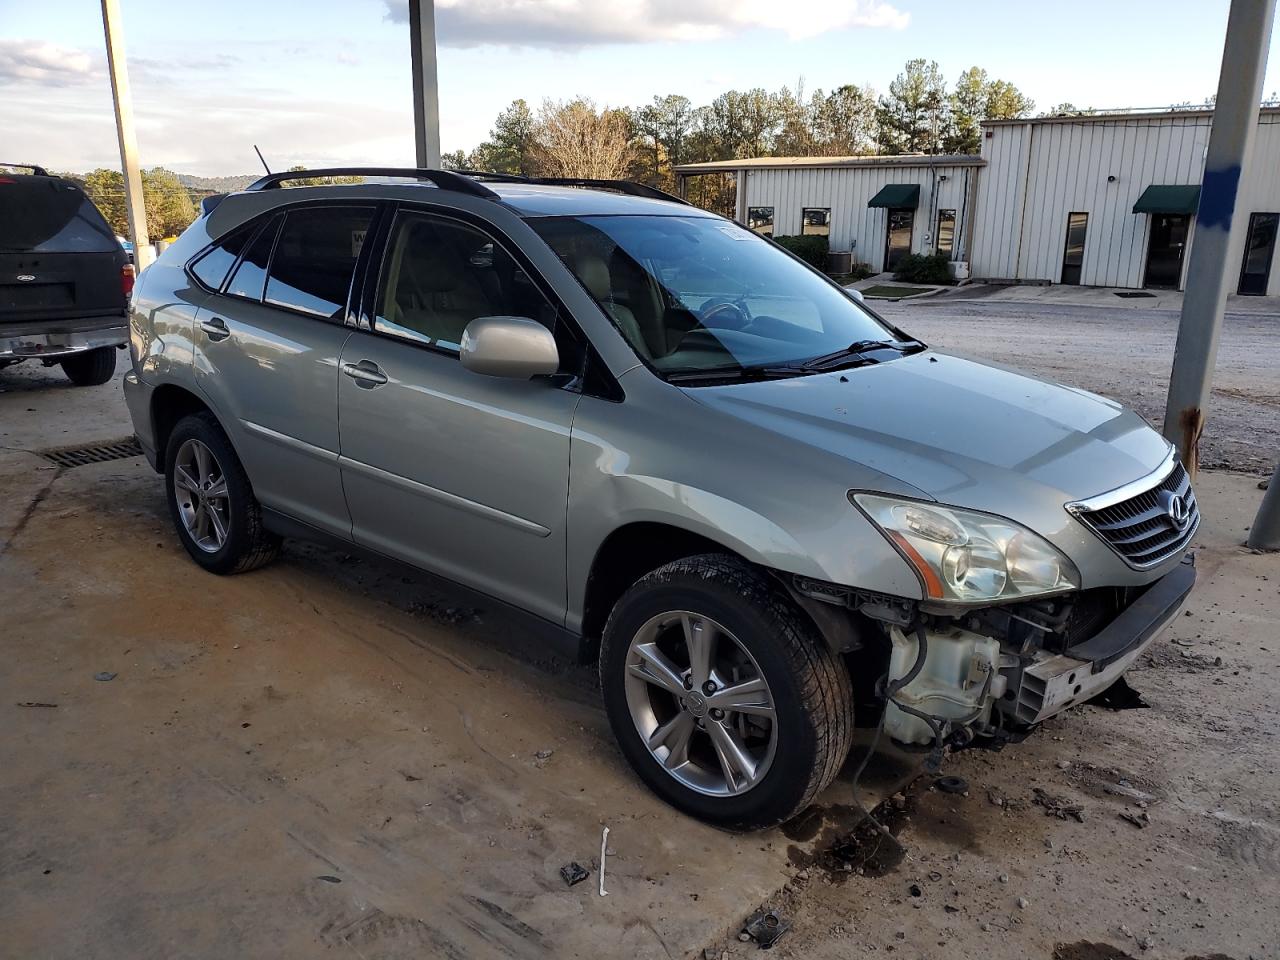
(244, 167, 499, 200)
(0, 162, 51, 177)
(456, 170, 690, 206)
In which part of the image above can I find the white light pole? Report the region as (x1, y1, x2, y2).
(100, 0, 152, 269)
(409, 0, 442, 168)
(1162, 0, 1276, 476)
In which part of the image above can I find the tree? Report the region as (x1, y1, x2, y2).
(633, 94, 694, 186)
(141, 168, 196, 238)
(530, 99, 634, 179)
(440, 149, 469, 170)
(488, 99, 536, 174)
(281, 164, 363, 187)
(81, 167, 197, 238)
(772, 84, 817, 157)
(701, 89, 783, 159)
(83, 168, 128, 236)
(944, 67, 988, 153)
(984, 80, 1034, 120)
(810, 84, 878, 155)
(876, 59, 948, 155)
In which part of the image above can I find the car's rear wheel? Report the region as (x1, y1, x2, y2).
(164, 412, 280, 575)
(60, 347, 116, 386)
(599, 554, 854, 830)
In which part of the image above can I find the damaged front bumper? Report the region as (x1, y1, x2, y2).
(880, 555, 1195, 745)
(1005, 556, 1195, 724)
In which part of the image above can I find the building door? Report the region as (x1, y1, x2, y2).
(1143, 214, 1190, 289)
(884, 208, 914, 271)
(1238, 212, 1278, 296)
(1060, 212, 1088, 285)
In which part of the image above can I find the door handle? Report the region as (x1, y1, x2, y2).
(200, 317, 230, 342)
(341, 360, 388, 387)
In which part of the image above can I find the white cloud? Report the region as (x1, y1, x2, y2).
(0, 39, 98, 86)
(383, 0, 908, 47)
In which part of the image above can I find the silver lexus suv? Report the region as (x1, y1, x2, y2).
(124, 168, 1198, 829)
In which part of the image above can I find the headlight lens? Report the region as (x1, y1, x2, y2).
(852, 494, 1080, 602)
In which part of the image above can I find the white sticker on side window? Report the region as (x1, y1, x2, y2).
(352, 229, 367, 257)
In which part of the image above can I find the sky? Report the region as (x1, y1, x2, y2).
(2, 0, 1278, 176)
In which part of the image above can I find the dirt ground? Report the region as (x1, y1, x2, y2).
(2, 353, 1278, 960)
(876, 294, 1280, 477)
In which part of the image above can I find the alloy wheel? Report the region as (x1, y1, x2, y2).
(623, 610, 778, 797)
(173, 438, 230, 553)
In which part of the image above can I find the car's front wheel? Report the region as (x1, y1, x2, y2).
(164, 412, 280, 574)
(599, 555, 854, 830)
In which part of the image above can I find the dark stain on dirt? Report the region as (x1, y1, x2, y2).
(1053, 943, 1237, 960)
(785, 776, 989, 882)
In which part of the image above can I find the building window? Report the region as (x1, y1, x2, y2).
(936, 209, 956, 259)
(747, 206, 774, 237)
(801, 208, 830, 237)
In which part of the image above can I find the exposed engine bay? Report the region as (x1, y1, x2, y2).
(791, 554, 1196, 754)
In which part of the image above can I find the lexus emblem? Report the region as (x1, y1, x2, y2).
(16, 275, 35, 282)
(1159, 491, 1192, 531)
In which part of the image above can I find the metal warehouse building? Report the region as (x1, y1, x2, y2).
(972, 107, 1280, 294)
(675, 106, 1280, 296)
(674, 155, 985, 275)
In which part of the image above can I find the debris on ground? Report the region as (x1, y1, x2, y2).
(934, 775, 968, 794)
(742, 908, 791, 949)
(1119, 810, 1152, 829)
(598, 826, 610, 897)
(987, 788, 1027, 812)
(534, 748, 554, 761)
(1032, 787, 1086, 822)
(93, 672, 116, 682)
(559, 862, 589, 887)
(316, 875, 341, 884)
(16, 701, 57, 708)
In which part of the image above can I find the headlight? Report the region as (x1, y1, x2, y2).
(851, 494, 1080, 603)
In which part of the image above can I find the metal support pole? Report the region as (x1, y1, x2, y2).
(408, 0, 442, 169)
(1248, 465, 1280, 550)
(100, 0, 152, 269)
(1162, 0, 1276, 476)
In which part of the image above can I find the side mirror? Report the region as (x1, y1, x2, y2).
(460, 316, 560, 379)
(847, 287, 866, 303)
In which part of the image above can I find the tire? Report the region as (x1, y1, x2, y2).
(60, 346, 117, 386)
(599, 554, 854, 830)
(163, 412, 280, 575)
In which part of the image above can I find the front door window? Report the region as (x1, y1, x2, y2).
(885, 209, 913, 271)
(1143, 214, 1190, 289)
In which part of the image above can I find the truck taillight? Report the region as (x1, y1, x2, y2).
(122, 263, 136, 298)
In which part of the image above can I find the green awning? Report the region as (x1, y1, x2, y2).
(1132, 184, 1201, 215)
(868, 183, 920, 209)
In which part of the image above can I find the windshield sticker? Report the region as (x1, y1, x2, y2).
(715, 224, 754, 241)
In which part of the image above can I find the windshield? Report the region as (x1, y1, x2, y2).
(530, 214, 912, 378)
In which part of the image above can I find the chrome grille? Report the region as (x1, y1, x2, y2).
(1071, 460, 1199, 569)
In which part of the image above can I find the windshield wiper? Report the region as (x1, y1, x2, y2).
(799, 338, 925, 371)
(665, 363, 808, 384)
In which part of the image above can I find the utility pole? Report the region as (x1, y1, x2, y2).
(408, 0, 442, 169)
(1162, 0, 1276, 476)
(100, 0, 152, 270)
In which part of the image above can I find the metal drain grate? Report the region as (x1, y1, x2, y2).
(41, 437, 143, 468)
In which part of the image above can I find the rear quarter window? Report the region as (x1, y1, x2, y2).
(0, 177, 119, 253)
(190, 226, 254, 291)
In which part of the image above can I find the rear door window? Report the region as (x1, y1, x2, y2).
(265, 206, 374, 320)
(0, 178, 119, 253)
(225, 215, 282, 302)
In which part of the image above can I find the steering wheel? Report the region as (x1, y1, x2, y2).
(699, 297, 750, 330)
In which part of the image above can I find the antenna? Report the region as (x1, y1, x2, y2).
(253, 145, 272, 175)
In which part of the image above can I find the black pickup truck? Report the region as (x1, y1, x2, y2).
(0, 164, 131, 386)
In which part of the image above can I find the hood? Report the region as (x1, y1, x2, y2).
(682, 350, 1171, 533)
